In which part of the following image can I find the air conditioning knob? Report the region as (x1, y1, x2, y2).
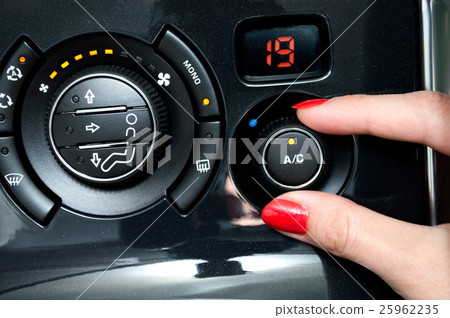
(259, 117, 328, 189)
(48, 65, 168, 183)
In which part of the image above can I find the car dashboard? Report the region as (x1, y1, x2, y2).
(0, 0, 448, 299)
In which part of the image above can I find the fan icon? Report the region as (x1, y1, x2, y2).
(157, 72, 171, 87)
(39, 83, 49, 93)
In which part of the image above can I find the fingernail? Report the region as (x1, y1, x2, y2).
(261, 199, 308, 234)
(292, 99, 329, 110)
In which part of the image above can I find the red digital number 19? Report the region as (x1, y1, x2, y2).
(266, 36, 295, 68)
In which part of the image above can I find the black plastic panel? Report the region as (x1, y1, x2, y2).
(0, 0, 424, 300)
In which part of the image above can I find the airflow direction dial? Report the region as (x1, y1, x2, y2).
(48, 65, 168, 183)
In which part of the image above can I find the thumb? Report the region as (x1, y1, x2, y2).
(261, 191, 450, 299)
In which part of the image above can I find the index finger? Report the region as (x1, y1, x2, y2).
(295, 91, 450, 156)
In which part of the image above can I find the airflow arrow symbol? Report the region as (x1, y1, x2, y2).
(85, 122, 100, 133)
(90, 153, 101, 168)
(85, 89, 95, 104)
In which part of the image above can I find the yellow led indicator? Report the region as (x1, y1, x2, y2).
(89, 50, 98, 56)
(105, 49, 113, 55)
(288, 138, 296, 146)
(49, 71, 58, 79)
(19, 56, 26, 63)
(61, 61, 69, 69)
(202, 98, 210, 106)
(74, 54, 83, 61)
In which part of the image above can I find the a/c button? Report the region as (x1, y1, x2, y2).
(262, 128, 324, 189)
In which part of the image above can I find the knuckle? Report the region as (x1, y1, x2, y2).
(324, 208, 354, 257)
(412, 91, 450, 146)
(412, 91, 449, 110)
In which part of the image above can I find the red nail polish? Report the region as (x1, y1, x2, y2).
(292, 99, 329, 110)
(261, 199, 308, 234)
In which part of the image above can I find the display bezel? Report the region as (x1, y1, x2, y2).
(234, 14, 332, 86)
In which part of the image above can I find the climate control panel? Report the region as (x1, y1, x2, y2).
(0, 1, 427, 300)
(0, 27, 223, 223)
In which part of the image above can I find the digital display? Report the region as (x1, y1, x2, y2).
(235, 15, 331, 84)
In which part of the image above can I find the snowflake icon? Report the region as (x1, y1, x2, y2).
(157, 72, 171, 87)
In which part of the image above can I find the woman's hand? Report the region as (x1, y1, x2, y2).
(261, 91, 450, 299)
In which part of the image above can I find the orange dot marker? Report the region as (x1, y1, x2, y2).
(19, 56, 26, 63)
(202, 98, 210, 106)
(288, 138, 296, 146)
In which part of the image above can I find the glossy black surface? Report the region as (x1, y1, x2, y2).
(0, 0, 425, 299)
